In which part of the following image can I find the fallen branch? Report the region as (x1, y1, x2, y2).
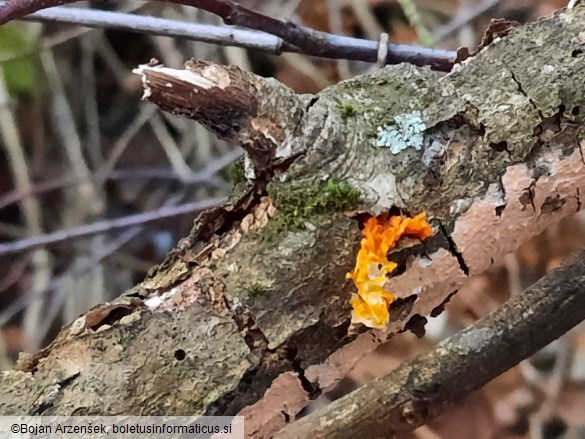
(0, 5, 584, 439)
(275, 250, 585, 438)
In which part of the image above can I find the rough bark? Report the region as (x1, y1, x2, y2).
(1, 5, 585, 439)
(275, 250, 585, 438)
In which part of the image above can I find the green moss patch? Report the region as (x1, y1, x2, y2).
(228, 160, 246, 186)
(259, 180, 361, 241)
(242, 282, 271, 298)
(339, 103, 358, 118)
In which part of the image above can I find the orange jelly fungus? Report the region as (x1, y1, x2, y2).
(346, 213, 433, 329)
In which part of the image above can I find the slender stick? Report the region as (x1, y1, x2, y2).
(433, 0, 501, 41)
(275, 250, 585, 438)
(0, 197, 223, 255)
(10, 4, 284, 54)
(0, 0, 456, 70)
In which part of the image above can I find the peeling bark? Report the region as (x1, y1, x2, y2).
(275, 250, 585, 438)
(1, 6, 585, 439)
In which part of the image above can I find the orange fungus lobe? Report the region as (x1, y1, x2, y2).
(346, 213, 433, 328)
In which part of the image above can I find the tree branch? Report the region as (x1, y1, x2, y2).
(2, 2, 283, 54)
(0, 6, 584, 439)
(0, 0, 456, 70)
(275, 250, 585, 438)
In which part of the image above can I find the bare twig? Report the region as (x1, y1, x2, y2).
(81, 34, 102, 167)
(0, 226, 144, 326)
(40, 49, 102, 228)
(148, 113, 193, 178)
(349, 1, 383, 41)
(275, 251, 585, 438)
(0, 1, 148, 64)
(433, 0, 501, 42)
(327, 0, 351, 80)
(0, 60, 41, 237)
(96, 105, 156, 180)
(398, 0, 434, 46)
(0, 257, 29, 294)
(0, 198, 223, 256)
(529, 333, 575, 438)
(0, 65, 53, 350)
(4, 3, 283, 55)
(0, 148, 242, 210)
(0, 1, 456, 70)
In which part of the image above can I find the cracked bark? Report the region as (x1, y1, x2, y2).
(275, 250, 585, 439)
(1, 6, 585, 439)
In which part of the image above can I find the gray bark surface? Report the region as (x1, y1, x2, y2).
(1, 6, 584, 438)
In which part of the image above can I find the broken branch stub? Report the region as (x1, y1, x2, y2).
(133, 59, 307, 173)
(1, 6, 585, 439)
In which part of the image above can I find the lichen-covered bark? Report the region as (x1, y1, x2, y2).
(1, 6, 585, 439)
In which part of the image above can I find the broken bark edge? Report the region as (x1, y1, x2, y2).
(275, 250, 585, 439)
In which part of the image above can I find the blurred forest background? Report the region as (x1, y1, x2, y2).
(1, 0, 584, 437)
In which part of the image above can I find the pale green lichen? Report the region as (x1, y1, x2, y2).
(375, 110, 426, 153)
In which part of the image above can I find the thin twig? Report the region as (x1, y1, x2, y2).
(349, 1, 383, 41)
(0, 148, 242, 210)
(0, 59, 43, 236)
(149, 113, 193, 178)
(0, 257, 30, 294)
(0, 197, 223, 256)
(397, 0, 434, 46)
(40, 49, 102, 229)
(433, 0, 501, 42)
(96, 105, 156, 180)
(0, 0, 456, 70)
(16, 4, 283, 53)
(0, 226, 143, 326)
(0, 1, 149, 63)
(81, 34, 102, 167)
(529, 333, 575, 438)
(327, 0, 351, 80)
(0, 65, 53, 350)
(275, 251, 585, 438)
